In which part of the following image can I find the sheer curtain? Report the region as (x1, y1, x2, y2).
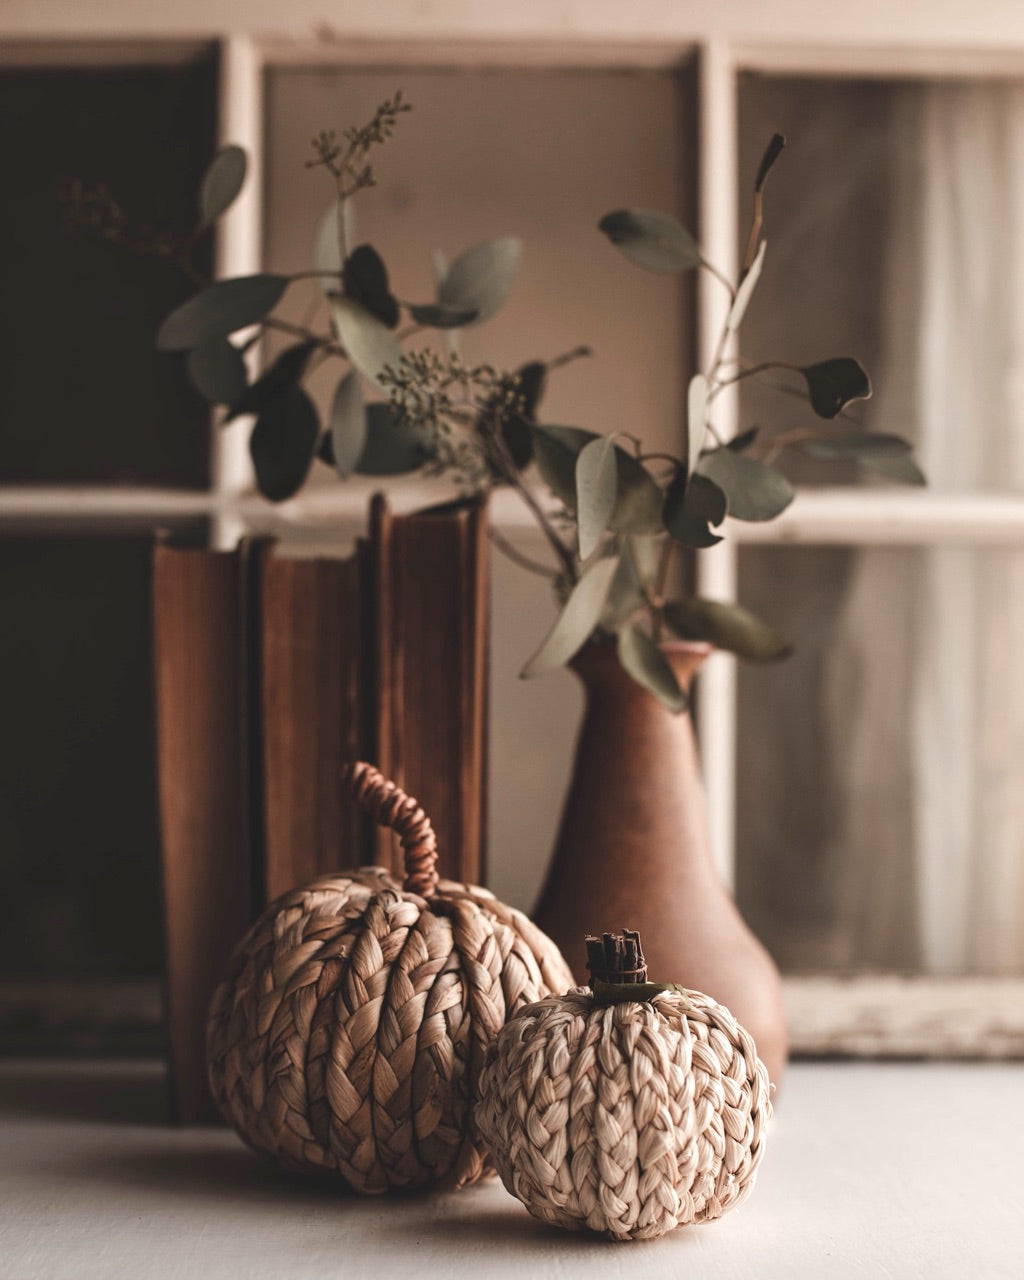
(829, 81, 1024, 974)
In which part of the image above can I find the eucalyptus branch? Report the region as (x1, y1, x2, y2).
(702, 258, 737, 302)
(489, 526, 559, 581)
(488, 427, 578, 584)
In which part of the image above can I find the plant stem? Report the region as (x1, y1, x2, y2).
(484, 423, 577, 584)
(489, 527, 559, 580)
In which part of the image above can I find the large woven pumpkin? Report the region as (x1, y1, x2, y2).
(476, 930, 771, 1240)
(207, 762, 574, 1194)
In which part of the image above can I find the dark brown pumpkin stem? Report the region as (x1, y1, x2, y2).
(343, 762, 439, 897)
(585, 930, 648, 987)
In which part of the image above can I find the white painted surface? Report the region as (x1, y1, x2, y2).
(0, 1059, 1021, 1279)
(7, 0, 1024, 51)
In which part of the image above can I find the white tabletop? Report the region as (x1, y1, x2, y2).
(1, 1058, 1021, 1279)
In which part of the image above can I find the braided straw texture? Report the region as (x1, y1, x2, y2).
(206, 769, 574, 1195)
(475, 986, 772, 1241)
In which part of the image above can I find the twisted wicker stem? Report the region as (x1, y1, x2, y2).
(343, 762, 439, 897)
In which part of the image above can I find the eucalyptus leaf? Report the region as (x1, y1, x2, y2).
(328, 371, 366, 478)
(520, 557, 619, 678)
(408, 302, 479, 328)
(860, 453, 927, 486)
(802, 431, 912, 460)
(663, 471, 726, 547)
(663, 597, 791, 662)
(343, 244, 399, 328)
(697, 447, 794, 522)
(602, 549, 645, 628)
(500, 360, 546, 468)
(186, 338, 248, 406)
(330, 296, 406, 389)
(438, 236, 521, 324)
(802, 357, 872, 419)
(156, 274, 289, 351)
(531, 425, 663, 535)
(354, 402, 434, 476)
(726, 239, 766, 332)
(576, 435, 617, 559)
(249, 386, 320, 502)
(313, 201, 349, 292)
(755, 133, 786, 194)
(224, 339, 317, 422)
(728, 425, 761, 453)
(616, 624, 687, 713)
(199, 145, 247, 227)
(598, 209, 701, 273)
(687, 373, 709, 479)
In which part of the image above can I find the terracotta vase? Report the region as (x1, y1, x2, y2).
(532, 639, 788, 1085)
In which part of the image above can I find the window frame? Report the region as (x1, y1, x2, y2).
(4, 13, 1024, 1057)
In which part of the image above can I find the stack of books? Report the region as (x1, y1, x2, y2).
(152, 493, 489, 1122)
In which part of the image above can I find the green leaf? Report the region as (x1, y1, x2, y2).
(330, 296, 405, 389)
(199, 145, 247, 227)
(224, 339, 317, 422)
(576, 435, 617, 559)
(601, 536, 660, 628)
(502, 360, 547, 469)
(328, 371, 366, 478)
(801, 431, 912, 460)
(698, 448, 794, 522)
(408, 302, 479, 328)
(354, 403, 434, 476)
(249, 386, 319, 502)
(313, 201, 346, 292)
(616, 624, 687, 712)
(156, 275, 289, 351)
(343, 244, 399, 329)
(521, 557, 619, 678)
(663, 597, 791, 662)
(754, 133, 786, 193)
(802, 357, 872, 419)
(687, 373, 709, 479)
(860, 453, 927, 486)
(186, 338, 248, 406)
(726, 239, 766, 332)
(438, 236, 521, 324)
(598, 209, 701, 273)
(728, 426, 761, 453)
(531, 426, 662, 534)
(663, 471, 726, 547)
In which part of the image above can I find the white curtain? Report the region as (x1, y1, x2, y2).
(829, 82, 1024, 974)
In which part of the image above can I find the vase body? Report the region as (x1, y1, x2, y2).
(532, 640, 788, 1085)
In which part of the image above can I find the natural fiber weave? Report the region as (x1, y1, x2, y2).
(476, 985, 771, 1241)
(207, 763, 574, 1195)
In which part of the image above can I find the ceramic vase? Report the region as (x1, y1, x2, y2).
(532, 639, 788, 1084)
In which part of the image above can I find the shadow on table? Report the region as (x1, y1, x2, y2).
(0, 1060, 168, 1125)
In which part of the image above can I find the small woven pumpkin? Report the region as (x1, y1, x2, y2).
(207, 762, 574, 1194)
(476, 930, 771, 1241)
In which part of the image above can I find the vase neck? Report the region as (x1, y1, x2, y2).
(570, 639, 711, 700)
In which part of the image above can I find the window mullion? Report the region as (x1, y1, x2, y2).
(210, 34, 263, 550)
(696, 39, 740, 890)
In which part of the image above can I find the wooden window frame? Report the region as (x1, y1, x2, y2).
(4, 5, 1024, 1056)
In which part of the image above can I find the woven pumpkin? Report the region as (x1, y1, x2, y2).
(207, 762, 574, 1194)
(476, 930, 771, 1241)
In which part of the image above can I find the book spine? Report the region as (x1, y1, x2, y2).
(152, 543, 253, 1125)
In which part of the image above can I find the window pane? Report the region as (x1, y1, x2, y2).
(735, 544, 1024, 977)
(0, 51, 217, 486)
(0, 534, 199, 982)
(263, 65, 697, 476)
(737, 73, 1024, 496)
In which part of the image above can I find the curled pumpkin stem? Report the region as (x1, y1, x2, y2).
(343, 761, 439, 897)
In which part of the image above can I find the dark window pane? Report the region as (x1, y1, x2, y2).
(0, 51, 217, 486)
(0, 535, 203, 980)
